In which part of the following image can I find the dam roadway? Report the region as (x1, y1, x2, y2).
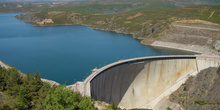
(68, 54, 220, 109)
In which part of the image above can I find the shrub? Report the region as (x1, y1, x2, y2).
(194, 100, 208, 105)
(217, 66, 220, 75)
(106, 104, 121, 110)
(167, 107, 172, 110)
(212, 46, 216, 49)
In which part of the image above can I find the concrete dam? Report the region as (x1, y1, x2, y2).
(69, 55, 220, 109)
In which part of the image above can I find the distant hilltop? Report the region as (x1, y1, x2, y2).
(0, 0, 85, 3)
(1, 0, 220, 6)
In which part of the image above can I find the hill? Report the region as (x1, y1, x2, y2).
(1, 0, 220, 13)
(15, 4, 220, 54)
(153, 66, 220, 110)
(0, 0, 84, 3)
(169, 67, 220, 110)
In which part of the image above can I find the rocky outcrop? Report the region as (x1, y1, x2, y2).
(0, 61, 10, 69)
(169, 67, 220, 110)
(142, 20, 220, 55)
(36, 19, 54, 25)
(41, 78, 59, 86)
(91, 23, 163, 40)
(15, 14, 42, 23)
(214, 40, 220, 51)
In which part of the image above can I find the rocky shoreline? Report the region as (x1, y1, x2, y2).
(92, 23, 220, 55)
(150, 41, 211, 54)
(141, 20, 220, 55)
(92, 26, 220, 55)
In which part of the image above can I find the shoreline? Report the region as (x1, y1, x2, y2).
(147, 41, 219, 55)
(0, 61, 60, 86)
(27, 22, 218, 55)
(147, 44, 202, 54)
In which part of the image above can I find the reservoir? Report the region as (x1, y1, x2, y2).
(0, 13, 196, 85)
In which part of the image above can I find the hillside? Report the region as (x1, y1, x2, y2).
(0, 63, 120, 110)
(1, 0, 220, 13)
(168, 67, 220, 110)
(0, 0, 178, 13)
(15, 4, 220, 54)
(0, 0, 84, 3)
(3, 0, 219, 6)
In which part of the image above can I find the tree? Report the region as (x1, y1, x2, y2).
(14, 85, 31, 110)
(0, 67, 98, 110)
(40, 86, 97, 110)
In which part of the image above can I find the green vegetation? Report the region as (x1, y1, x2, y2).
(0, 67, 97, 110)
(82, 4, 220, 39)
(217, 66, 220, 75)
(106, 104, 121, 110)
(167, 107, 172, 110)
(2, 0, 219, 14)
(131, 1, 177, 12)
(194, 100, 208, 105)
(39, 86, 96, 110)
(43, 6, 101, 14)
(213, 46, 216, 49)
(0, 0, 180, 13)
(16, 4, 220, 39)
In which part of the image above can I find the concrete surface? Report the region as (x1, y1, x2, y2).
(70, 55, 220, 109)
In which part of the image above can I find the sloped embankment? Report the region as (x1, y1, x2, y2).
(169, 67, 220, 110)
(142, 20, 220, 55)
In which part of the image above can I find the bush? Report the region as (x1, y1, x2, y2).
(212, 46, 216, 49)
(0, 104, 11, 110)
(194, 100, 208, 105)
(39, 85, 97, 110)
(106, 104, 121, 110)
(217, 66, 220, 75)
(167, 107, 172, 110)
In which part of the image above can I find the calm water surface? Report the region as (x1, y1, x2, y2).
(0, 13, 196, 85)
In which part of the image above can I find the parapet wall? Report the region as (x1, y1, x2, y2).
(71, 55, 220, 109)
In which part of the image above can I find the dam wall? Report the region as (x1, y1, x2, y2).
(69, 55, 220, 109)
(90, 56, 198, 109)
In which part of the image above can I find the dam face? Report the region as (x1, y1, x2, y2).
(70, 55, 220, 109)
(90, 57, 198, 109)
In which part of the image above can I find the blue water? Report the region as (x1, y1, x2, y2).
(0, 13, 196, 85)
(104, 12, 116, 15)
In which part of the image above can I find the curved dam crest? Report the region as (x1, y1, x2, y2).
(69, 55, 220, 109)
